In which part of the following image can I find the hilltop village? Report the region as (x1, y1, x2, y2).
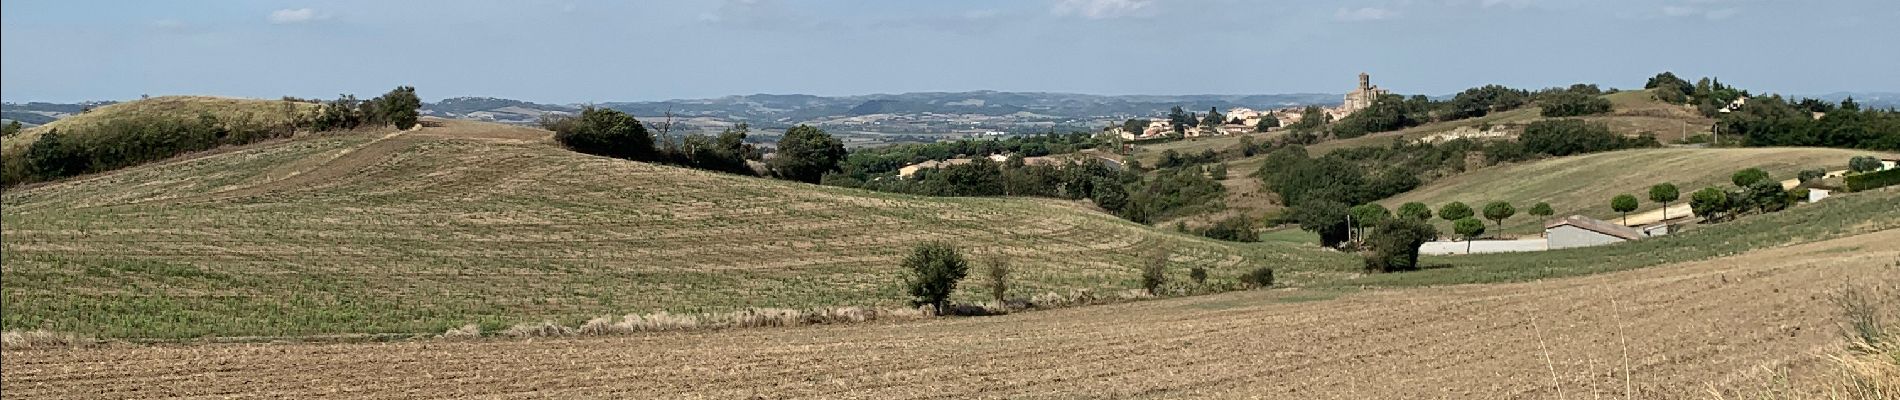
(1111, 73, 1389, 140)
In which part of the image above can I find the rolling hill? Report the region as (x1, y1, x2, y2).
(1377, 147, 1895, 235)
(0, 118, 1355, 339)
(0, 96, 318, 155)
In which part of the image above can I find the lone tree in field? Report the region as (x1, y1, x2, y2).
(1141, 248, 1169, 295)
(902, 242, 969, 314)
(1527, 202, 1554, 236)
(1397, 202, 1433, 221)
(1611, 194, 1639, 225)
(1438, 202, 1474, 223)
(1648, 183, 1679, 220)
(984, 258, 1010, 305)
(1731, 168, 1770, 188)
(770, 125, 847, 183)
(1453, 217, 1486, 254)
(1481, 201, 1515, 237)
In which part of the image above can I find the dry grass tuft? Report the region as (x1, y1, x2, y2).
(492, 306, 939, 339)
(438, 324, 482, 340)
(1711, 280, 1900, 400)
(1, 330, 91, 349)
(501, 321, 576, 338)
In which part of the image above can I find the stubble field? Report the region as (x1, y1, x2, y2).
(4, 228, 1892, 399)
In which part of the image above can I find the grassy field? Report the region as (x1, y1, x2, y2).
(0, 120, 1358, 339)
(1377, 147, 1895, 235)
(0, 96, 319, 155)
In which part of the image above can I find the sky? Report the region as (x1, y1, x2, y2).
(3, 0, 1897, 103)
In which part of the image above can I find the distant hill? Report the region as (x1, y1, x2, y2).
(1805, 92, 1900, 110)
(0, 101, 118, 126)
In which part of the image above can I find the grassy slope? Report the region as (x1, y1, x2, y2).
(0, 121, 1356, 339)
(0, 96, 318, 155)
(1306, 88, 1715, 155)
(1377, 147, 1896, 235)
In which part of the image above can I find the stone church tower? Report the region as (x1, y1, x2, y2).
(1341, 72, 1388, 115)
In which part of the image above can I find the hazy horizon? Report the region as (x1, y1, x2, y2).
(5, 0, 1899, 103)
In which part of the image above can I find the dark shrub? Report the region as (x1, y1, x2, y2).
(1241, 267, 1275, 288)
(1140, 249, 1168, 295)
(546, 107, 656, 161)
(1363, 218, 1438, 273)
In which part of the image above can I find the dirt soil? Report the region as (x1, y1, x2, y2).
(5, 229, 1894, 399)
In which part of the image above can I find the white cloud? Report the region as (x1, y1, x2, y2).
(267, 8, 325, 24)
(1050, 0, 1157, 20)
(1335, 7, 1398, 22)
(150, 19, 187, 30)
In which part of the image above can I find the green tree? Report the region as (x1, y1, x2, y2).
(1526, 202, 1554, 236)
(1, 120, 21, 137)
(1438, 202, 1474, 223)
(1610, 194, 1639, 225)
(1690, 187, 1729, 222)
(368, 86, 421, 129)
(1527, 202, 1554, 220)
(1200, 107, 1225, 128)
(1481, 201, 1515, 236)
(1731, 168, 1770, 188)
(1349, 203, 1392, 244)
(1648, 183, 1680, 220)
(770, 125, 847, 183)
(545, 106, 656, 161)
(902, 242, 969, 314)
(1745, 180, 1789, 214)
(1254, 112, 1280, 132)
(1291, 200, 1352, 248)
(1453, 218, 1486, 254)
(1849, 155, 1885, 173)
(1396, 202, 1433, 221)
(1363, 218, 1438, 272)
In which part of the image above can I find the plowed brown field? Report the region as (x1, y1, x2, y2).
(5, 230, 1894, 399)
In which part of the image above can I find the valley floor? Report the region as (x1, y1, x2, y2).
(6, 228, 1893, 399)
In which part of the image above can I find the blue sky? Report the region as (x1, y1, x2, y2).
(3, 0, 1896, 103)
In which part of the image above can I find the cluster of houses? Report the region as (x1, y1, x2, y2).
(1109, 73, 1390, 141)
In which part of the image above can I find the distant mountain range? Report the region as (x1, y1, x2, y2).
(420, 91, 1344, 129)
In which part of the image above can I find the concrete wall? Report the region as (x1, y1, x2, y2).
(1547, 225, 1629, 249)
